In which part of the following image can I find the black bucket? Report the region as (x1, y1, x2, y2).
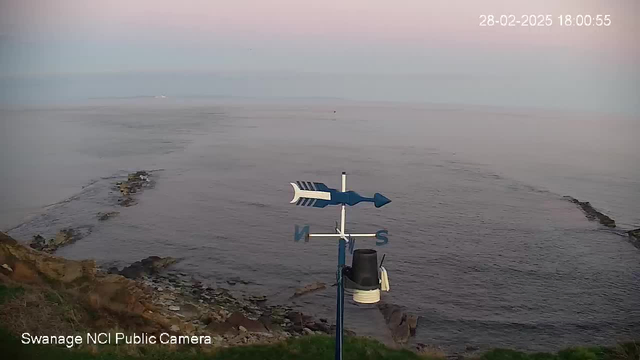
(350, 249, 379, 289)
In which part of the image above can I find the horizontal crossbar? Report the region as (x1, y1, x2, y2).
(308, 233, 377, 238)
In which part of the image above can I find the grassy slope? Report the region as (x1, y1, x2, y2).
(2, 327, 638, 360)
(1, 284, 638, 360)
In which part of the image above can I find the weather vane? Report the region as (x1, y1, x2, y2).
(289, 172, 391, 360)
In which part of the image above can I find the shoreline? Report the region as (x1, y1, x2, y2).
(2, 171, 639, 354)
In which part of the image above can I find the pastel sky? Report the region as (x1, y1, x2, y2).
(0, 0, 638, 112)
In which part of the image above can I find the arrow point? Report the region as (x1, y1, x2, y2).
(373, 193, 391, 208)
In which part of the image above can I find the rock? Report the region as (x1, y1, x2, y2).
(227, 277, 250, 285)
(303, 327, 314, 335)
(118, 256, 177, 279)
(388, 308, 404, 328)
(227, 312, 268, 333)
(629, 228, 640, 241)
(169, 305, 180, 311)
(406, 314, 418, 335)
(416, 343, 446, 358)
(86, 274, 150, 315)
(98, 212, 120, 221)
(0, 232, 18, 245)
(170, 325, 180, 332)
(1, 263, 13, 274)
(378, 303, 419, 344)
(238, 326, 247, 332)
(0, 236, 96, 285)
(119, 197, 137, 207)
(206, 320, 234, 334)
(306, 321, 330, 333)
(116, 171, 151, 203)
(248, 295, 267, 302)
(208, 312, 268, 334)
(293, 282, 326, 297)
(564, 196, 616, 228)
(392, 321, 411, 344)
(50, 229, 75, 247)
(179, 303, 201, 320)
(28, 227, 92, 253)
(287, 311, 304, 325)
(30, 235, 46, 250)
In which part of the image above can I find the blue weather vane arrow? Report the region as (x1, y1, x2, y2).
(290, 181, 391, 208)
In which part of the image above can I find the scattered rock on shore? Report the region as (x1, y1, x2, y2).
(378, 303, 419, 344)
(116, 256, 177, 279)
(564, 196, 616, 228)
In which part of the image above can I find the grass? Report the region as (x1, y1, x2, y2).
(1, 284, 638, 360)
(0, 283, 25, 304)
(0, 325, 638, 360)
(0, 328, 424, 360)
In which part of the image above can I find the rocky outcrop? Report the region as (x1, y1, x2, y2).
(1, 232, 96, 285)
(29, 227, 92, 253)
(292, 281, 326, 297)
(564, 196, 616, 228)
(378, 303, 419, 344)
(116, 171, 152, 207)
(112, 256, 177, 279)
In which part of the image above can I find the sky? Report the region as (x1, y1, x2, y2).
(0, 0, 638, 113)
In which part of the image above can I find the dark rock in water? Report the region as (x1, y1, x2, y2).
(406, 314, 418, 336)
(378, 303, 419, 344)
(564, 196, 616, 228)
(30, 234, 46, 250)
(98, 211, 120, 221)
(107, 267, 120, 274)
(392, 321, 411, 344)
(29, 227, 92, 253)
(118, 256, 177, 279)
(293, 281, 326, 297)
(115, 171, 152, 206)
(118, 197, 137, 207)
(629, 229, 640, 248)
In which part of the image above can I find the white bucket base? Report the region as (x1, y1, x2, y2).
(353, 289, 381, 304)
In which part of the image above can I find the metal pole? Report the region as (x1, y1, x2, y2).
(335, 172, 347, 360)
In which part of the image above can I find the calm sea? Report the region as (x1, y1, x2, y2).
(1, 98, 639, 352)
